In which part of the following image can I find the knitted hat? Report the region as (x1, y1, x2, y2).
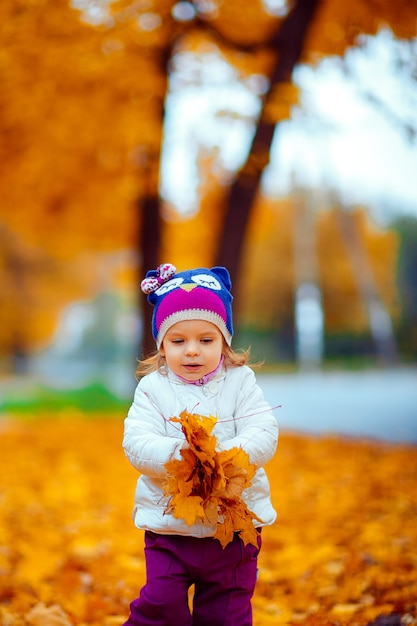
(141, 263, 233, 348)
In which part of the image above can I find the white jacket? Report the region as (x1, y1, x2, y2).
(123, 364, 278, 537)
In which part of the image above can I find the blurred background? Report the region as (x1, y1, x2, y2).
(1, 0, 416, 441)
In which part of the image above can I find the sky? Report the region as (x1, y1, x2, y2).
(160, 29, 417, 225)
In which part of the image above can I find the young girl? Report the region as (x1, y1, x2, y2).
(122, 263, 278, 626)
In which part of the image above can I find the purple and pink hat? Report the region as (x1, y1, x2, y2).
(141, 263, 234, 348)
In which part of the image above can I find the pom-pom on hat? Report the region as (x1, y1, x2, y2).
(141, 263, 233, 348)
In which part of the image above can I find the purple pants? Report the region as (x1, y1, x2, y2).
(123, 530, 262, 626)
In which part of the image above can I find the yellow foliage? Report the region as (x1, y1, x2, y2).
(1, 0, 412, 356)
(164, 411, 261, 548)
(209, 0, 282, 46)
(0, 0, 157, 351)
(264, 83, 301, 123)
(305, 0, 417, 62)
(26, 603, 73, 626)
(316, 207, 400, 332)
(1, 414, 416, 624)
(239, 196, 296, 328)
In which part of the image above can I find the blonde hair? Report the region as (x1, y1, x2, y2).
(135, 342, 252, 379)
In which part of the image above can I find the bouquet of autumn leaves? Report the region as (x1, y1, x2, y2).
(163, 410, 262, 548)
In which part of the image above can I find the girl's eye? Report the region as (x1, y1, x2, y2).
(201, 338, 213, 343)
(171, 339, 184, 344)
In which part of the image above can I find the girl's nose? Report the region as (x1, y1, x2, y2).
(185, 341, 199, 356)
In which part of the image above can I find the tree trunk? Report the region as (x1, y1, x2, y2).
(140, 190, 161, 358)
(137, 47, 172, 359)
(215, 0, 321, 286)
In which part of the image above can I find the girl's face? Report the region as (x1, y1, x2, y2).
(159, 319, 224, 382)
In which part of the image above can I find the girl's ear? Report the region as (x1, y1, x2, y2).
(159, 345, 165, 358)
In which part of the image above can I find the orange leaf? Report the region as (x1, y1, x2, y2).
(171, 411, 218, 466)
(168, 492, 205, 526)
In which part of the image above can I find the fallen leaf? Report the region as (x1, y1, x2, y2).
(1, 416, 417, 625)
(26, 603, 72, 626)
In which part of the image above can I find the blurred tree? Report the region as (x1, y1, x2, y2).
(212, 0, 417, 278)
(214, 0, 320, 280)
(334, 206, 399, 363)
(0, 222, 102, 368)
(107, 0, 292, 353)
(1, 0, 416, 366)
(0, 0, 156, 365)
(317, 205, 400, 363)
(241, 198, 399, 362)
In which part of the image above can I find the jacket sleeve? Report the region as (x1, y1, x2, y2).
(122, 377, 184, 478)
(217, 367, 279, 469)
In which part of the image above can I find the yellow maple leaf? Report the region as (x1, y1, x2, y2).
(168, 492, 205, 526)
(165, 448, 198, 483)
(217, 503, 263, 548)
(171, 411, 218, 467)
(214, 447, 257, 500)
(203, 497, 220, 526)
(213, 511, 235, 548)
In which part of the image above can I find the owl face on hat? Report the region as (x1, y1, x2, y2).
(141, 264, 233, 348)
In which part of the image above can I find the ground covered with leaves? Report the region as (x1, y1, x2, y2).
(0, 414, 416, 626)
